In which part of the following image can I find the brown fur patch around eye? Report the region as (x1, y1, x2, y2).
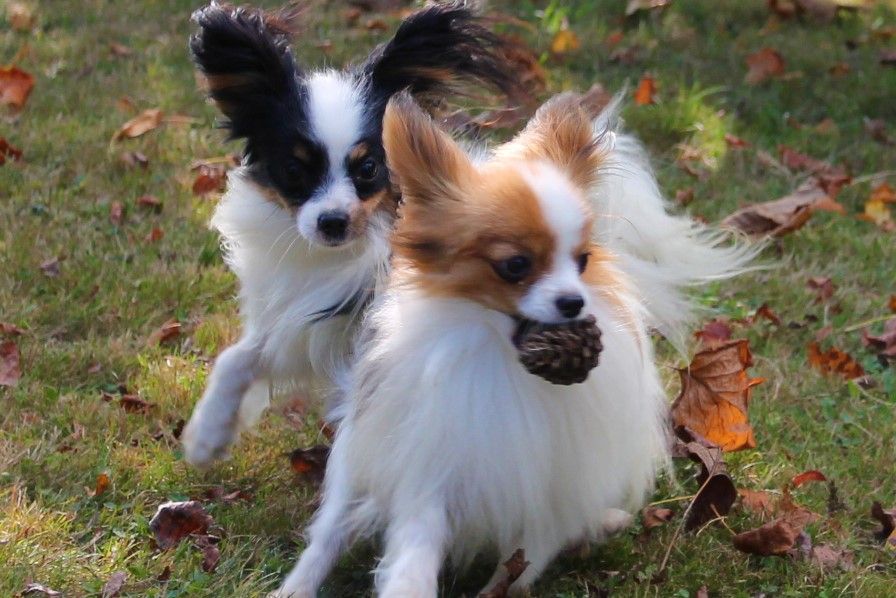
(348, 143, 370, 163)
(292, 143, 311, 162)
(394, 164, 558, 316)
(348, 186, 399, 237)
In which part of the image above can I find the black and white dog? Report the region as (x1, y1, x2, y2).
(182, 2, 522, 466)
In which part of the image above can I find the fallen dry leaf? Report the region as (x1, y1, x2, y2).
(113, 108, 163, 141)
(870, 182, 896, 204)
(673, 431, 738, 531)
(864, 118, 893, 145)
(147, 319, 181, 346)
(807, 276, 836, 303)
(696, 587, 709, 598)
(829, 61, 851, 76)
(21, 583, 62, 597)
(778, 146, 851, 196)
(289, 445, 330, 483)
(724, 133, 750, 149)
(860, 185, 895, 229)
(739, 488, 776, 518)
(605, 29, 625, 46)
(145, 226, 164, 244)
(634, 73, 657, 105)
(149, 500, 214, 550)
(745, 47, 785, 84)
(792, 470, 827, 487)
(0, 340, 22, 386)
(642, 506, 674, 531)
(675, 187, 695, 206)
(137, 194, 162, 212)
(479, 549, 529, 598)
(862, 318, 896, 362)
(109, 42, 133, 57)
(694, 319, 732, 346)
(810, 544, 855, 571)
(733, 499, 817, 557)
(109, 201, 124, 226)
(871, 501, 896, 548)
(890, 295, 896, 313)
(880, 50, 896, 66)
(101, 571, 127, 598)
(550, 28, 580, 56)
(1, 137, 23, 165)
(807, 342, 865, 380)
(625, 0, 672, 16)
(92, 472, 110, 497)
(194, 534, 221, 573)
(120, 150, 148, 169)
(0, 66, 35, 109)
(750, 303, 782, 326)
(192, 164, 228, 195)
(671, 340, 764, 452)
(40, 258, 60, 278)
(722, 180, 842, 237)
(365, 17, 389, 31)
(0, 322, 24, 336)
(103, 392, 155, 414)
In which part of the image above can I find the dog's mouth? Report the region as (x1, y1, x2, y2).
(510, 315, 604, 386)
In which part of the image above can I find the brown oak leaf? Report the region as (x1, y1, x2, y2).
(149, 500, 214, 550)
(807, 342, 865, 380)
(722, 180, 842, 237)
(671, 340, 764, 452)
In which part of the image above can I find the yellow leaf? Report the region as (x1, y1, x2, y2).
(550, 28, 580, 55)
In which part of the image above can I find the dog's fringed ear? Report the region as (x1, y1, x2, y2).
(496, 93, 607, 189)
(190, 2, 304, 141)
(360, 2, 522, 113)
(383, 92, 473, 206)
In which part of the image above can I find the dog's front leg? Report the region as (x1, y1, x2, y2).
(182, 337, 261, 467)
(376, 505, 448, 598)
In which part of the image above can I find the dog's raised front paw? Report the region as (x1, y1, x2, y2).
(181, 412, 236, 467)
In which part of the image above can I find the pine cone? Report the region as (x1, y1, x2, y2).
(514, 316, 603, 385)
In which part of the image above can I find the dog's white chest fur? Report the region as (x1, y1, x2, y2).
(340, 290, 667, 565)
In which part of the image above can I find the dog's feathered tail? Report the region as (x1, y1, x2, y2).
(589, 97, 762, 352)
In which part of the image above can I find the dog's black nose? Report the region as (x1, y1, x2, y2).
(555, 294, 585, 318)
(317, 211, 350, 240)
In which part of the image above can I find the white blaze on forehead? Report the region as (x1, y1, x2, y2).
(517, 162, 591, 323)
(519, 162, 588, 255)
(306, 70, 365, 173)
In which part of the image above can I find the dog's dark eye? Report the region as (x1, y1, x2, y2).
(577, 252, 590, 274)
(493, 255, 532, 283)
(355, 157, 379, 181)
(285, 159, 303, 179)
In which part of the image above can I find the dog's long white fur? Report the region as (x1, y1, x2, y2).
(181, 172, 391, 464)
(274, 101, 756, 596)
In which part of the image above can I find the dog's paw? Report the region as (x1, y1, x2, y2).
(181, 413, 236, 468)
(600, 508, 634, 536)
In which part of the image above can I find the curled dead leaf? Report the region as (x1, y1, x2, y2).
(479, 549, 529, 598)
(21, 583, 61, 597)
(0, 340, 22, 387)
(113, 108, 163, 141)
(694, 319, 732, 346)
(0, 66, 35, 109)
(791, 470, 827, 487)
(101, 571, 127, 598)
(745, 47, 785, 84)
(0, 137, 23, 165)
(673, 428, 738, 531)
(109, 201, 124, 226)
(724, 133, 750, 149)
(92, 472, 110, 497)
(192, 163, 228, 195)
(194, 534, 221, 573)
(733, 517, 802, 556)
(550, 28, 580, 56)
(149, 500, 214, 550)
(807, 342, 865, 380)
(634, 74, 657, 106)
(722, 180, 842, 237)
(642, 506, 674, 531)
(671, 339, 764, 452)
(289, 445, 330, 483)
(739, 488, 776, 518)
(871, 502, 896, 546)
(147, 319, 181, 346)
(807, 276, 836, 303)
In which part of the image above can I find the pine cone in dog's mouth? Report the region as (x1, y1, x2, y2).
(513, 315, 603, 385)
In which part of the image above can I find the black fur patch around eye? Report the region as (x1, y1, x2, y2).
(346, 138, 388, 199)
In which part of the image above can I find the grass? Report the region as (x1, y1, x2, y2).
(2, 0, 895, 596)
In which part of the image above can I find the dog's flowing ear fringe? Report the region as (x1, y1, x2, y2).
(359, 2, 524, 113)
(189, 2, 304, 140)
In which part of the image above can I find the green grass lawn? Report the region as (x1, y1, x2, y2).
(2, 0, 895, 596)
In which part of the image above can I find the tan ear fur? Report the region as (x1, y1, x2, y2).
(494, 92, 605, 189)
(382, 92, 474, 207)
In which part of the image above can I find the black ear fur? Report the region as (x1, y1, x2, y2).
(189, 2, 304, 141)
(359, 2, 522, 114)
